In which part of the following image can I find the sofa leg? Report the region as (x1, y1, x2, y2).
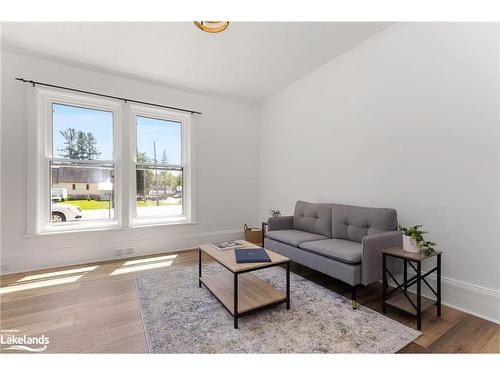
(351, 285, 357, 309)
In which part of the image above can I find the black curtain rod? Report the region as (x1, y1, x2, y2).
(15, 77, 202, 115)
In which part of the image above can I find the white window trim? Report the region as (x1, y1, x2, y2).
(129, 104, 196, 227)
(26, 86, 196, 235)
(27, 87, 123, 234)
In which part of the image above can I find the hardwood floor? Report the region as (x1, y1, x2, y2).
(1, 250, 498, 353)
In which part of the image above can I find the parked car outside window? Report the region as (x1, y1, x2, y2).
(51, 203, 82, 222)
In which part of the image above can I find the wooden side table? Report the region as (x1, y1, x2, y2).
(382, 246, 442, 330)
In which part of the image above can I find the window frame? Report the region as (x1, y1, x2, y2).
(129, 104, 194, 226)
(28, 87, 123, 234)
(27, 87, 196, 235)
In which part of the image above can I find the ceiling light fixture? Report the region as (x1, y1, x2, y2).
(194, 21, 229, 33)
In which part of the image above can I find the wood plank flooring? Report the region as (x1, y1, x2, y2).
(1, 250, 498, 353)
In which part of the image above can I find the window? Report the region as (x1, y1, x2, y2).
(28, 88, 122, 233)
(49, 103, 116, 225)
(132, 106, 192, 223)
(28, 88, 193, 234)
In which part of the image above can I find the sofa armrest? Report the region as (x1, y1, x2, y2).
(361, 230, 402, 285)
(267, 216, 293, 232)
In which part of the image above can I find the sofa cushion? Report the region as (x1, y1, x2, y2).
(293, 200, 333, 237)
(266, 238, 362, 285)
(265, 229, 328, 247)
(332, 204, 397, 243)
(299, 238, 362, 264)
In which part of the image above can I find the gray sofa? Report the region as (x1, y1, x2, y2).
(264, 200, 402, 308)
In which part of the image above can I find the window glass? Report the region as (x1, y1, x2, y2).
(50, 103, 115, 224)
(52, 103, 113, 160)
(136, 168, 183, 217)
(136, 116, 181, 165)
(51, 164, 115, 222)
(37, 94, 192, 231)
(135, 115, 183, 219)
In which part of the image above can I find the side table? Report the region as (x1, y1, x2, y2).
(382, 246, 442, 330)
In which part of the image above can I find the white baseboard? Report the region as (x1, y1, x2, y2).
(0, 228, 243, 275)
(389, 268, 500, 324)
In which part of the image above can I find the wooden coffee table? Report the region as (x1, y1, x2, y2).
(198, 240, 290, 328)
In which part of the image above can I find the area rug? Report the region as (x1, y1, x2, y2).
(135, 264, 420, 353)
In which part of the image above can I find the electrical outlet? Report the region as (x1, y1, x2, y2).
(124, 247, 135, 256)
(113, 249, 125, 257)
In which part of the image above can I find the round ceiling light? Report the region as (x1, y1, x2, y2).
(194, 21, 229, 33)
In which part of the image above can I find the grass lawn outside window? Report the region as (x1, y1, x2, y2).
(61, 199, 180, 210)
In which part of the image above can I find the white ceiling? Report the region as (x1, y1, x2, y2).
(1, 22, 391, 100)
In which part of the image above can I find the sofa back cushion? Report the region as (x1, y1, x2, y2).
(332, 204, 397, 243)
(293, 201, 332, 237)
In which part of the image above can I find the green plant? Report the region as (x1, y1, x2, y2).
(398, 224, 437, 256)
(421, 240, 437, 256)
(269, 209, 281, 218)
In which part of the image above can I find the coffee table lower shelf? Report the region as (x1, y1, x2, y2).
(200, 272, 287, 316)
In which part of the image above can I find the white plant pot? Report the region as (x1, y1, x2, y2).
(402, 235, 421, 253)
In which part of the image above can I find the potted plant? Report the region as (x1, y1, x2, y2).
(269, 209, 281, 218)
(398, 224, 437, 255)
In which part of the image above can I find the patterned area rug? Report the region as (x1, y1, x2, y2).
(136, 264, 420, 353)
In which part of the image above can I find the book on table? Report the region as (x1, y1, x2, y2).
(235, 248, 272, 263)
(211, 240, 246, 250)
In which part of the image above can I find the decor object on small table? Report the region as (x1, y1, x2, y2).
(382, 246, 442, 330)
(243, 224, 263, 246)
(399, 224, 437, 255)
(269, 209, 281, 218)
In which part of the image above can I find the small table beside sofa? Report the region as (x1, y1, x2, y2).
(382, 246, 442, 330)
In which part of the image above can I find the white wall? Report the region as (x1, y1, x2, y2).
(260, 23, 500, 322)
(1, 49, 260, 273)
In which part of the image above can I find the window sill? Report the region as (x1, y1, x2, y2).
(25, 221, 121, 237)
(24, 218, 199, 237)
(132, 216, 198, 228)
